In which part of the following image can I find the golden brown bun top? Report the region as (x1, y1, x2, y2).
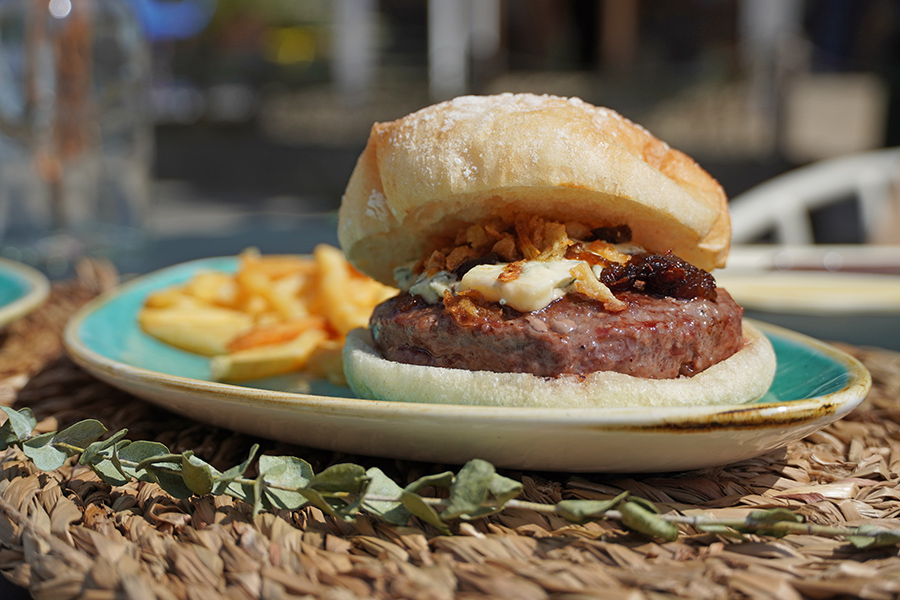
(338, 93, 730, 284)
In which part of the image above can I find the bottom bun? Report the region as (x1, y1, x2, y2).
(343, 320, 777, 409)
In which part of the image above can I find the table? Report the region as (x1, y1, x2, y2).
(2, 223, 900, 598)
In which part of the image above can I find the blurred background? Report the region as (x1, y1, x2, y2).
(3, 0, 900, 256)
(128, 0, 900, 238)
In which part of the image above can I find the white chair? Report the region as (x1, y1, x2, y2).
(729, 147, 900, 244)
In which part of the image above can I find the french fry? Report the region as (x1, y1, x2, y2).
(210, 328, 328, 381)
(143, 288, 199, 309)
(139, 306, 254, 356)
(266, 273, 310, 320)
(234, 265, 275, 315)
(314, 244, 395, 336)
(314, 244, 363, 335)
(226, 316, 328, 352)
(241, 252, 316, 279)
(139, 245, 397, 383)
(185, 271, 238, 306)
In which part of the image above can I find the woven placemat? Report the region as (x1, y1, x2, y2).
(1, 266, 900, 600)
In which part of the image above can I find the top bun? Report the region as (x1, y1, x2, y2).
(338, 93, 729, 285)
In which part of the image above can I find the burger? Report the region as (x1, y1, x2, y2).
(337, 93, 776, 409)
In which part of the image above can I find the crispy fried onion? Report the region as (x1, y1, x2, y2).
(442, 289, 503, 325)
(569, 262, 626, 312)
(498, 261, 524, 282)
(422, 216, 634, 313)
(516, 216, 572, 261)
(421, 216, 586, 277)
(587, 240, 631, 264)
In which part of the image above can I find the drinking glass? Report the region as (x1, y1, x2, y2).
(0, 0, 151, 276)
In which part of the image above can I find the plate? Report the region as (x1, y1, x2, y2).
(63, 257, 872, 473)
(719, 244, 900, 314)
(0, 257, 50, 328)
(727, 244, 900, 275)
(714, 270, 900, 314)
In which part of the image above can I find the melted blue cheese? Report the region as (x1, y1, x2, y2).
(459, 260, 582, 312)
(404, 259, 589, 312)
(408, 270, 456, 304)
(398, 243, 642, 312)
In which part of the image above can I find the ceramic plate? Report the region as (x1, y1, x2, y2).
(0, 257, 49, 328)
(64, 257, 872, 473)
(714, 270, 900, 314)
(720, 244, 900, 314)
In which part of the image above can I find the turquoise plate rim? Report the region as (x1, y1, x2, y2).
(63, 256, 872, 430)
(0, 257, 50, 328)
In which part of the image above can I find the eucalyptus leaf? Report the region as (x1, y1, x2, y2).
(214, 444, 258, 496)
(90, 456, 130, 486)
(53, 420, 107, 455)
(0, 406, 36, 441)
(695, 523, 746, 540)
(26, 419, 108, 471)
(225, 481, 254, 504)
(363, 467, 411, 526)
(117, 441, 175, 482)
(116, 440, 192, 498)
(405, 471, 454, 495)
(746, 508, 804, 525)
(441, 459, 493, 520)
(102, 441, 131, 486)
(744, 508, 804, 538)
(22, 432, 67, 472)
(182, 451, 219, 496)
(259, 455, 313, 511)
(627, 496, 661, 513)
(148, 464, 195, 499)
(556, 492, 628, 524)
(79, 429, 129, 466)
(488, 473, 523, 508)
(310, 463, 367, 494)
(253, 468, 265, 517)
(456, 472, 526, 520)
(619, 500, 679, 541)
(400, 490, 451, 535)
(0, 422, 17, 450)
(847, 524, 900, 549)
(88, 436, 132, 485)
(296, 487, 363, 522)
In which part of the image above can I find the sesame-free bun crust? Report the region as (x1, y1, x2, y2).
(339, 93, 730, 285)
(343, 320, 775, 409)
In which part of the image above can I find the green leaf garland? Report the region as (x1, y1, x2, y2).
(0, 405, 895, 548)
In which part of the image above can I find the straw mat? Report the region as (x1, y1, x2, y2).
(1, 267, 900, 600)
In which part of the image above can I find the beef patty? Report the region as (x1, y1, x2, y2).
(369, 290, 744, 379)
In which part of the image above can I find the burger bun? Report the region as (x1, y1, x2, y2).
(338, 93, 730, 285)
